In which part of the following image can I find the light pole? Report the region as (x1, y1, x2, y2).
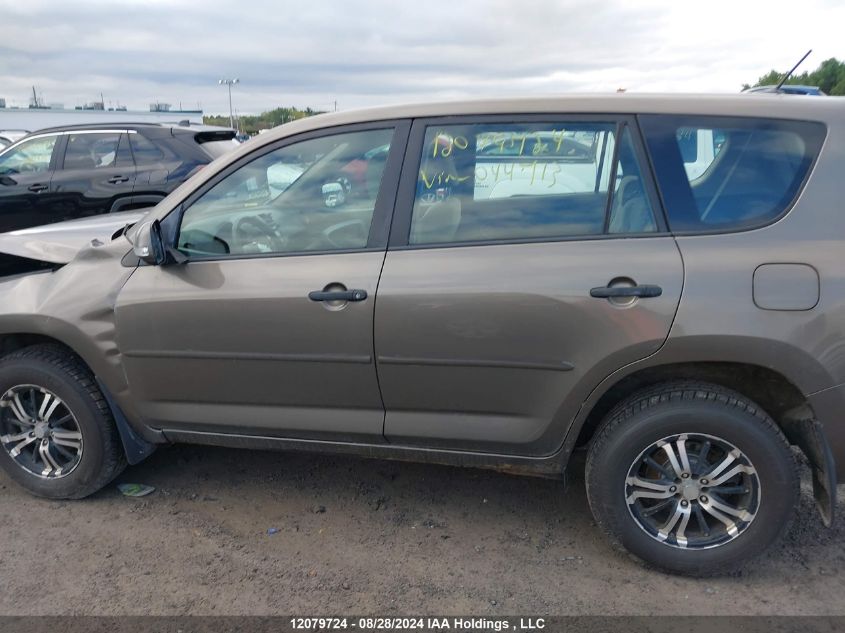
(218, 78, 239, 130)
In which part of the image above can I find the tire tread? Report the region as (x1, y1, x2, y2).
(0, 344, 126, 498)
(585, 380, 799, 576)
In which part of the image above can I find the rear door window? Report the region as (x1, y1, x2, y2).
(63, 132, 122, 170)
(640, 116, 826, 232)
(408, 121, 658, 245)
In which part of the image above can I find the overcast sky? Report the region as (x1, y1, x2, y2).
(0, 0, 841, 115)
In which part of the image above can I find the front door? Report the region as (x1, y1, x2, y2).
(0, 133, 61, 232)
(115, 123, 408, 441)
(376, 117, 684, 455)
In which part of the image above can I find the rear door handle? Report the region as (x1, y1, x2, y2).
(108, 175, 130, 184)
(27, 184, 48, 193)
(590, 285, 663, 298)
(308, 289, 368, 302)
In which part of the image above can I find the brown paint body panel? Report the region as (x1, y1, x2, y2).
(114, 252, 388, 440)
(0, 94, 842, 482)
(375, 238, 683, 454)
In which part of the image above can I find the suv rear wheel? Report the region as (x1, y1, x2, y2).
(0, 345, 125, 499)
(585, 382, 798, 575)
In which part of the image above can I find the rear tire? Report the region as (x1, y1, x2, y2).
(0, 345, 126, 499)
(585, 381, 798, 576)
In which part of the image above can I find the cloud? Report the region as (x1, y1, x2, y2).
(0, 0, 842, 114)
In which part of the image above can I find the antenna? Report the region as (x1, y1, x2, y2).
(776, 49, 812, 92)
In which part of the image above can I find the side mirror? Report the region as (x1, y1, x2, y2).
(132, 221, 164, 265)
(133, 220, 188, 265)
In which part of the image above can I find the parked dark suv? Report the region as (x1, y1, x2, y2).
(0, 95, 842, 576)
(0, 123, 237, 233)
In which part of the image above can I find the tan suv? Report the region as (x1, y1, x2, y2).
(0, 94, 841, 575)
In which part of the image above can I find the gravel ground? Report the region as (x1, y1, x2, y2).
(0, 444, 843, 615)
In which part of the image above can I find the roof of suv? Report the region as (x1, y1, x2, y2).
(201, 93, 841, 176)
(20, 122, 235, 137)
(0, 122, 238, 158)
(260, 93, 844, 144)
(24, 122, 170, 134)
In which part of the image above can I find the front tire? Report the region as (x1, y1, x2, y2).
(585, 382, 799, 576)
(0, 345, 126, 499)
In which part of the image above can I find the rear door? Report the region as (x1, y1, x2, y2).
(375, 116, 684, 455)
(50, 130, 137, 220)
(0, 133, 61, 231)
(129, 130, 187, 200)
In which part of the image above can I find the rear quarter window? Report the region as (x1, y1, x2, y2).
(130, 133, 166, 164)
(640, 115, 826, 233)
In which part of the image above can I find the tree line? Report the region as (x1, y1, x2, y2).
(203, 106, 324, 134)
(743, 57, 845, 95)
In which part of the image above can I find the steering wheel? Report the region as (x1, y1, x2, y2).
(233, 215, 284, 254)
(305, 219, 368, 250)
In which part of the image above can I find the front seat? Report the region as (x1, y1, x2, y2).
(608, 176, 656, 234)
(410, 198, 462, 244)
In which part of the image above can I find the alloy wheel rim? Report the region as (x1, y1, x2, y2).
(625, 433, 760, 549)
(0, 385, 83, 479)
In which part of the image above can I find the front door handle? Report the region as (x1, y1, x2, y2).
(308, 289, 368, 302)
(590, 285, 663, 299)
(108, 175, 130, 184)
(27, 183, 48, 193)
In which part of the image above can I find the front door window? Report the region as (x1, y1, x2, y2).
(177, 128, 394, 257)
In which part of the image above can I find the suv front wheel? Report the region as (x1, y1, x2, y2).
(586, 382, 799, 575)
(0, 345, 126, 499)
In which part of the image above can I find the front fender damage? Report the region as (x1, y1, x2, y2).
(0, 228, 163, 461)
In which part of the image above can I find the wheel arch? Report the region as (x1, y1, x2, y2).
(0, 332, 73, 357)
(0, 328, 160, 463)
(574, 361, 808, 450)
(0, 322, 125, 397)
(573, 360, 838, 526)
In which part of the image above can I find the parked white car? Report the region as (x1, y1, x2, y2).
(0, 130, 29, 150)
